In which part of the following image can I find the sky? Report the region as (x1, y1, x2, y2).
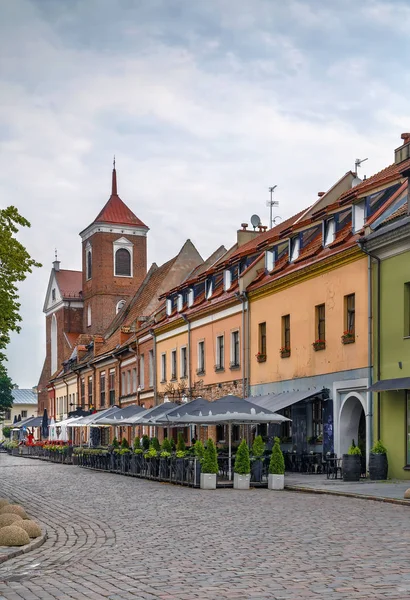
(1, 0, 410, 388)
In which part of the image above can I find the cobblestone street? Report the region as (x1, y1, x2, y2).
(0, 455, 410, 599)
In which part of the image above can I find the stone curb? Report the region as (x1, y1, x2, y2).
(285, 484, 410, 506)
(0, 527, 47, 564)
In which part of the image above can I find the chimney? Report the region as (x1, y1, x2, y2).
(120, 326, 133, 345)
(395, 132, 410, 164)
(93, 335, 104, 355)
(237, 223, 263, 246)
(53, 260, 60, 272)
(77, 345, 88, 361)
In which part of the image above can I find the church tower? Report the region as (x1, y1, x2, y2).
(79, 163, 149, 334)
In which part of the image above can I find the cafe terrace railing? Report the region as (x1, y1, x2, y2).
(13, 445, 74, 464)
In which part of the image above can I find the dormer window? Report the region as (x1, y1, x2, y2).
(265, 249, 275, 272)
(223, 270, 232, 291)
(166, 298, 172, 316)
(187, 289, 194, 307)
(177, 294, 183, 312)
(206, 278, 213, 300)
(353, 200, 365, 233)
(323, 218, 335, 247)
(289, 237, 300, 262)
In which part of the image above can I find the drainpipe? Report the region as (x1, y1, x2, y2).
(358, 240, 381, 442)
(149, 329, 157, 406)
(180, 315, 192, 394)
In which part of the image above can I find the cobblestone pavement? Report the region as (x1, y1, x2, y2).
(1, 455, 410, 600)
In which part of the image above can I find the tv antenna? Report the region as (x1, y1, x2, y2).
(267, 186, 279, 229)
(355, 157, 368, 176)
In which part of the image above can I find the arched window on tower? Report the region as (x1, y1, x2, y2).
(86, 247, 92, 280)
(115, 248, 131, 276)
(51, 314, 57, 374)
(116, 300, 126, 314)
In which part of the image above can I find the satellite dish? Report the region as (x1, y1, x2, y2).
(250, 214, 261, 229)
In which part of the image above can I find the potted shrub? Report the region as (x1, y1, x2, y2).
(194, 440, 204, 486)
(312, 339, 326, 351)
(161, 438, 172, 453)
(268, 437, 285, 490)
(343, 440, 361, 482)
(142, 435, 150, 451)
(233, 439, 251, 489)
(177, 432, 186, 452)
(200, 439, 219, 489)
(151, 437, 161, 451)
(369, 440, 388, 480)
(251, 435, 265, 482)
(133, 436, 140, 451)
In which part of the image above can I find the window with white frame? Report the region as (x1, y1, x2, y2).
(171, 350, 177, 380)
(166, 298, 172, 316)
(113, 237, 133, 277)
(180, 346, 187, 378)
(121, 371, 126, 396)
(140, 355, 145, 389)
(161, 353, 167, 382)
(127, 370, 131, 394)
(230, 330, 240, 367)
(87, 304, 91, 327)
(323, 218, 335, 246)
(177, 294, 183, 312)
(265, 249, 275, 272)
(290, 237, 300, 262)
(197, 340, 205, 374)
(148, 350, 154, 387)
(187, 288, 194, 307)
(223, 270, 232, 291)
(132, 367, 137, 393)
(216, 335, 224, 370)
(353, 200, 366, 233)
(206, 278, 213, 300)
(21, 410, 27, 418)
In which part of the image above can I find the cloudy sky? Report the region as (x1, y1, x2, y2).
(1, 0, 409, 388)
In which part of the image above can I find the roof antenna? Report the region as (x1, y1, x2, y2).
(112, 155, 117, 195)
(267, 186, 279, 229)
(355, 157, 368, 177)
(55, 248, 58, 261)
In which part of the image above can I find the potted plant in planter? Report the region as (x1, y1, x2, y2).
(341, 330, 355, 344)
(279, 346, 291, 358)
(200, 439, 219, 489)
(343, 440, 361, 481)
(369, 440, 388, 480)
(255, 352, 267, 363)
(268, 437, 285, 490)
(312, 339, 326, 351)
(251, 435, 265, 482)
(233, 439, 251, 489)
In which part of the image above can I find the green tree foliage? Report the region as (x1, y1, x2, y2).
(0, 364, 13, 422)
(2, 426, 11, 438)
(201, 438, 219, 474)
(121, 437, 129, 449)
(269, 437, 285, 475)
(133, 436, 140, 450)
(151, 437, 160, 451)
(234, 439, 250, 475)
(161, 437, 172, 452)
(0, 207, 41, 362)
(252, 435, 265, 458)
(112, 436, 120, 449)
(371, 440, 387, 454)
(176, 432, 186, 452)
(194, 439, 204, 462)
(142, 435, 150, 450)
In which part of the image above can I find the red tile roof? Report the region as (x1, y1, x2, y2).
(382, 202, 408, 224)
(339, 158, 410, 204)
(93, 168, 148, 228)
(55, 270, 82, 298)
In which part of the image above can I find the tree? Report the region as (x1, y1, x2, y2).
(0, 206, 41, 362)
(234, 439, 250, 475)
(0, 364, 13, 422)
(201, 439, 219, 474)
(269, 437, 285, 475)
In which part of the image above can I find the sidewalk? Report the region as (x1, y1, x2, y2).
(285, 473, 410, 504)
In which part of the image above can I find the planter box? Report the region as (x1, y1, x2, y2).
(234, 473, 250, 490)
(200, 473, 217, 489)
(369, 453, 388, 480)
(251, 459, 263, 483)
(268, 474, 284, 490)
(343, 454, 361, 481)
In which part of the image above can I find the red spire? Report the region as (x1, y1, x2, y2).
(112, 156, 117, 196)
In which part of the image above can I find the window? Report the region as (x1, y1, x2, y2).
(4, 409, 11, 421)
(316, 304, 326, 341)
(177, 294, 183, 312)
(323, 218, 335, 246)
(109, 371, 115, 406)
(88, 376, 93, 407)
(197, 341, 205, 374)
(80, 378, 85, 407)
(132, 367, 137, 393)
(180, 347, 187, 378)
(121, 371, 126, 395)
(52, 288, 56, 302)
(223, 270, 232, 291)
(87, 304, 91, 327)
(290, 237, 300, 262)
(166, 298, 172, 316)
(258, 322, 266, 356)
(312, 399, 323, 437)
(282, 315, 290, 351)
(140, 355, 145, 389)
(116, 300, 126, 314)
(51, 313, 57, 375)
(345, 294, 355, 334)
(216, 335, 224, 370)
(280, 407, 292, 440)
(230, 331, 240, 368)
(100, 372, 106, 407)
(187, 289, 194, 307)
(353, 201, 365, 233)
(115, 248, 131, 276)
(206, 278, 213, 300)
(171, 350, 177, 380)
(148, 350, 154, 387)
(86, 248, 92, 280)
(161, 353, 167, 382)
(265, 249, 275, 272)
(127, 370, 131, 394)
(21, 410, 27, 419)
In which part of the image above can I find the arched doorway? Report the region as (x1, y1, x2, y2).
(339, 394, 366, 457)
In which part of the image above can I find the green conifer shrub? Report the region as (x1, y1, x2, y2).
(252, 435, 265, 458)
(234, 439, 250, 475)
(177, 432, 186, 452)
(269, 437, 285, 474)
(201, 439, 219, 474)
